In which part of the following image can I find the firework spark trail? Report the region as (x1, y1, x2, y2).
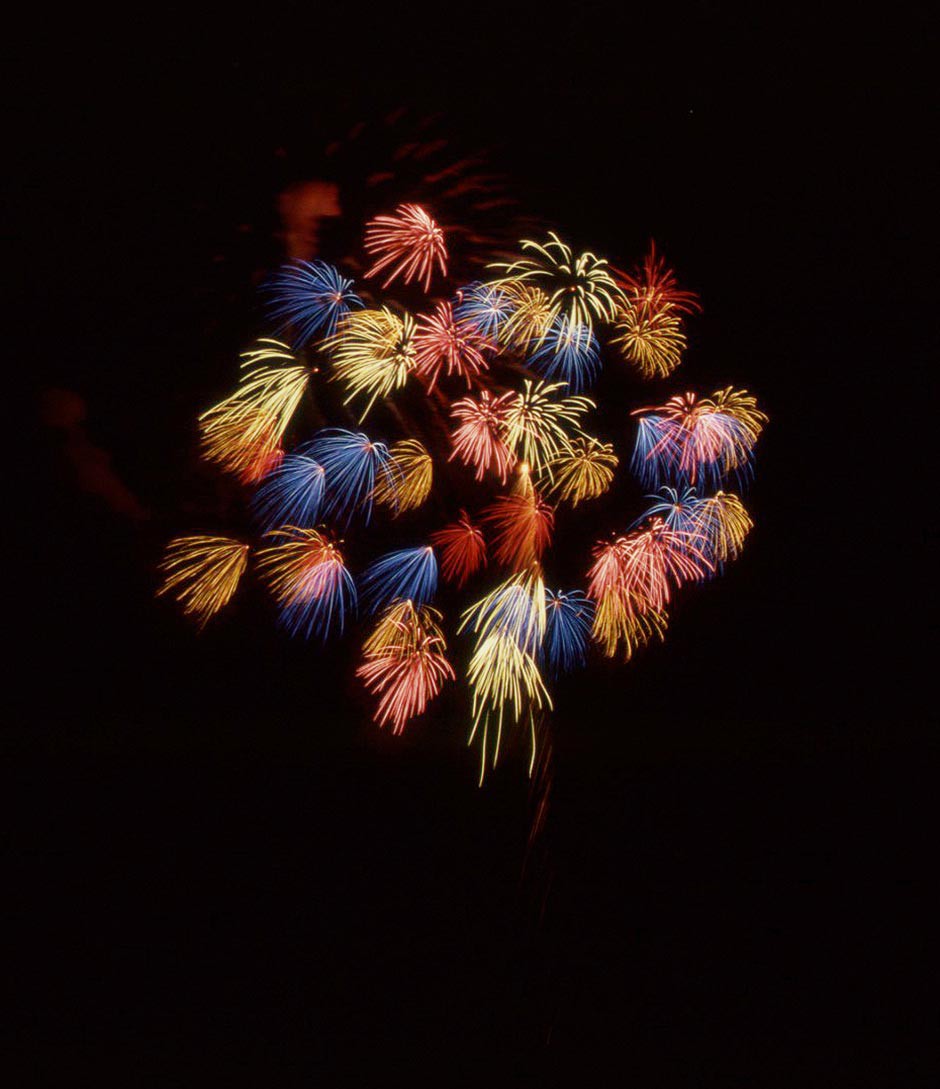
(528, 315, 601, 392)
(453, 281, 514, 340)
(158, 536, 250, 629)
(546, 437, 618, 506)
(364, 203, 448, 292)
(543, 590, 595, 675)
(503, 379, 594, 479)
(256, 527, 356, 640)
(430, 513, 487, 588)
(482, 488, 554, 571)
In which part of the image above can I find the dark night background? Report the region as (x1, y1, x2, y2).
(8, 3, 935, 1084)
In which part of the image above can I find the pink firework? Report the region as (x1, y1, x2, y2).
(430, 512, 488, 588)
(363, 203, 448, 292)
(413, 300, 493, 391)
(482, 491, 555, 570)
(449, 390, 517, 483)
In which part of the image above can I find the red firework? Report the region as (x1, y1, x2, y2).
(482, 490, 555, 570)
(613, 242, 701, 315)
(430, 512, 488, 588)
(363, 203, 448, 292)
(449, 390, 517, 483)
(413, 300, 493, 391)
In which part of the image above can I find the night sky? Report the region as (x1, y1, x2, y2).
(11, 4, 934, 1084)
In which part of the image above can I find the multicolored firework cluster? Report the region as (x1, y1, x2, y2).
(159, 203, 766, 782)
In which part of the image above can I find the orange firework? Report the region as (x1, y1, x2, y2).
(364, 203, 448, 292)
(449, 390, 517, 483)
(413, 300, 492, 390)
(430, 512, 488, 588)
(482, 484, 554, 570)
(357, 601, 455, 734)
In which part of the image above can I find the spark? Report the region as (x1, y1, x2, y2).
(449, 390, 517, 483)
(307, 428, 398, 527)
(543, 590, 595, 675)
(453, 281, 514, 340)
(481, 485, 554, 571)
(503, 380, 594, 477)
(251, 451, 326, 530)
(528, 315, 602, 392)
(546, 436, 618, 506)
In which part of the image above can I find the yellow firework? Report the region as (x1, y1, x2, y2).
(373, 438, 433, 513)
(157, 535, 250, 629)
(698, 491, 753, 563)
(503, 380, 594, 477)
(362, 600, 446, 657)
(546, 436, 618, 505)
(489, 232, 624, 331)
(198, 339, 310, 479)
(325, 307, 416, 419)
(707, 387, 768, 441)
(611, 300, 687, 379)
(591, 590, 669, 660)
(497, 282, 555, 351)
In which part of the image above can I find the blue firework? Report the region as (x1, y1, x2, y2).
(361, 546, 439, 613)
(307, 429, 398, 528)
(528, 316, 601, 392)
(251, 453, 326, 529)
(453, 282, 513, 340)
(280, 560, 357, 641)
(637, 486, 703, 534)
(264, 260, 363, 343)
(543, 590, 595, 674)
(630, 415, 678, 488)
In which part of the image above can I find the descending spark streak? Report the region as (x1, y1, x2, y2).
(612, 302, 687, 380)
(430, 513, 487, 588)
(256, 527, 355, 640)
(364, 204, 447, 292)
(157, 536, 249, 629)
(357, 602, 455, 734)
(264, 260, 363, 343)
(373, 439, 433, 513)
(449, 390, 516, 483)
(413, 300, 492, 390)
(199, 340, 309, 480)
(325, 308, 416, 419)
(696, 491, 753, 565)
(361, 546, 439, 612)
(490, 232, 624, 331)
(498, 282, 555, 351)
(307, 429, 398, 527)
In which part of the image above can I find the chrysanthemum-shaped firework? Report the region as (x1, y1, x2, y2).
(160, 203, 766, 785)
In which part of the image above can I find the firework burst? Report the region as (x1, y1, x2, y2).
(364, 203, 448, 292)
(482, 487, 555, 571)
(546, 436, 618, 506)
(430, 513, 488, 588)
(453, 281, 514, 340)
(503, 380, 594, 478)
(325, 307, 416, 419)
(308, 428, 398, 527)
(256, 527, 356, 640)
(491, 232, 624, 331)
(543, 590, 595, 675)
(449, 390, 517, 483)
(264, 260, 363, 343)
(357, 601, 455, 734)
(361, 545, 439, 612)
(373, 439, 433, 514)
(413, 300, 492, 391)
(528, 315, 602, 392)
(157, 536, 250, 629)
(251, 451, 326, 530)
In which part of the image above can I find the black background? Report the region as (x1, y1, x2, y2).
(10, 3, 935, 1084)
